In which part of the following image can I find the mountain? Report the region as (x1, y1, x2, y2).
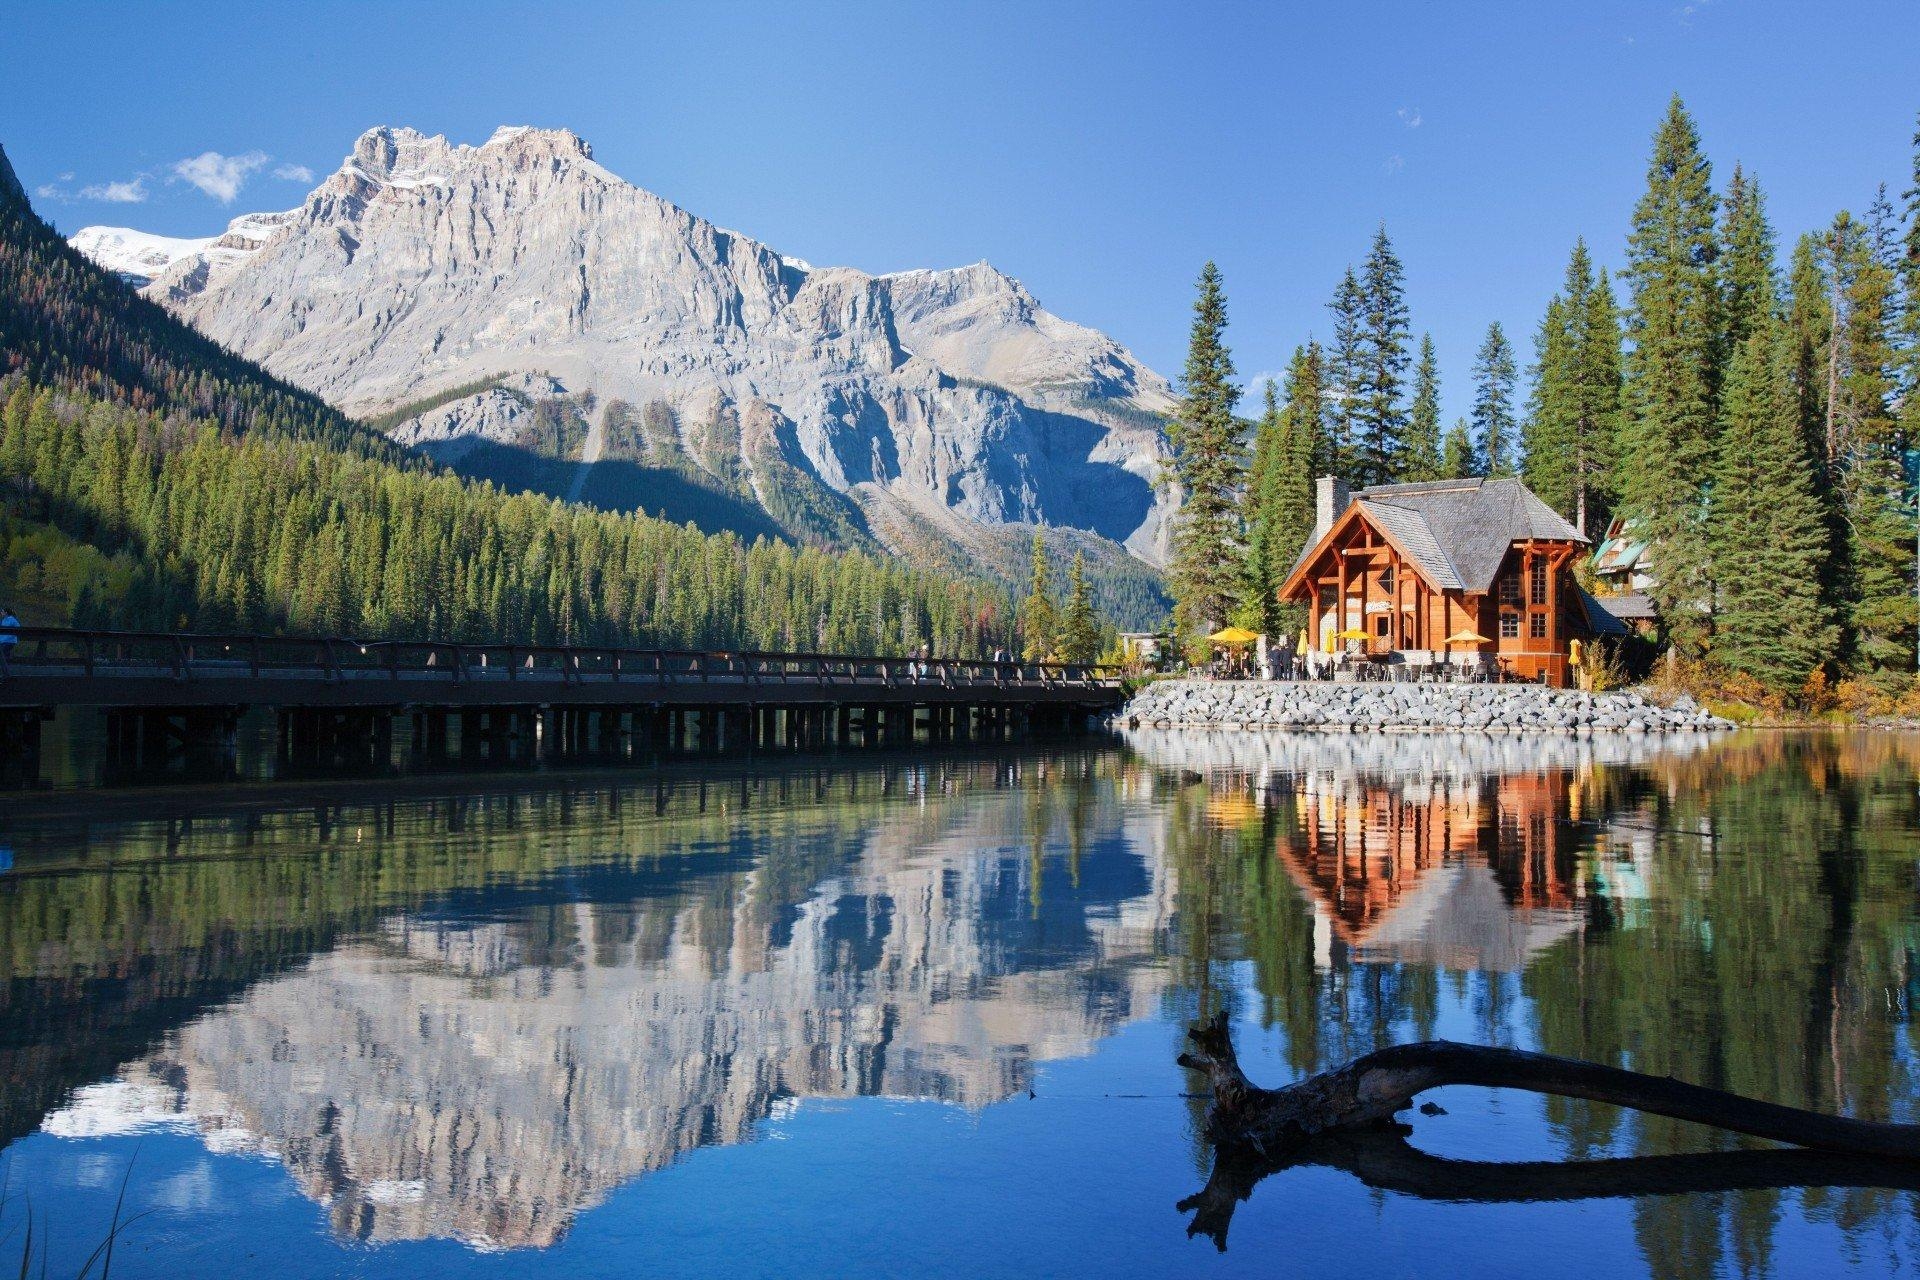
(70, 126, 1177, 603)
(69, 209, 296, 287)
(0, 137, 1015, 653)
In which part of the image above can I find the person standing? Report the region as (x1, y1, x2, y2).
(0, 607, 18, 677)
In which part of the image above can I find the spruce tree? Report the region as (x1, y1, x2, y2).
(1707, 324, 1835, 693)
(1719, 165, 1779, 356)
(1825, 209, 1911, 675)
(1902, 113, 1920, 432)
(1404, 333, 1443, 481)
(1325, 267, 1366, 482)
(1166, 262, 1246, 638)
(1237, 379, 1284, 630)
(1057, 551, 1101, 663)
(1356, 225, 1411, 485)
(1524, 294, 1577, 509)
(1020, 533, 1057, 661)
(1276, 343, 1328, 556)
(1619, 96, 1723, 655)
(1471, 321, 1518, 477)
(1441, 418, 1476, 477)
(1527, 242, 1623, 533)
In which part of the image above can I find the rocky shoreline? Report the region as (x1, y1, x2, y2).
(1117, 679, 1732, 734)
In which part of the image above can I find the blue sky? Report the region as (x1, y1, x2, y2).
(5, 0, 1917, 422)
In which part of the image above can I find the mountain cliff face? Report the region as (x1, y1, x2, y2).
(74, 126, 1176, 574)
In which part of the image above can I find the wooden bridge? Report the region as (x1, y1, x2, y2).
(0, 627, 1124, 783)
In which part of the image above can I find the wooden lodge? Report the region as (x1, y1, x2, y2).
(1278, 476, 1626, 688)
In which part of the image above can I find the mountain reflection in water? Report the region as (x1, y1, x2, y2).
(7, 732, 1920, 1280)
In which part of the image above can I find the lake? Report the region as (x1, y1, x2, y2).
(3, 729, 1919, 1278)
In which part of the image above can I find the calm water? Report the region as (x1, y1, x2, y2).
(5, 730, 1920, 1278)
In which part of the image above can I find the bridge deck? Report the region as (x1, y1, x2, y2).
(0, 628, 1124, 712)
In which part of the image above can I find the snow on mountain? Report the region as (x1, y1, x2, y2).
(67, 226, 215, 286)
(69, 125, 1177, 570)
(71, 207, 299, 287)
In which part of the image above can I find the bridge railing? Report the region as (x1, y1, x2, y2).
(0, 627, 1122, 691)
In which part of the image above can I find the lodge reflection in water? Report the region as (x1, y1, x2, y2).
(1281, 765, 1581, 971)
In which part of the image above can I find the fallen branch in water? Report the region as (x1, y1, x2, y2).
(1175, 1013, 1920, 1250)
(1177, 1011, 1920, 1160)
(1178, 1133, 1920, 1250)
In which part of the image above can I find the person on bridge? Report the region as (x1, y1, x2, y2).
(0, 606, 17, 677)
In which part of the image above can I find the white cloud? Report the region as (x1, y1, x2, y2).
(1397, 107, 1423, 128)
(78, 177, 147, 203)
(34, 184, 61, 199)
(57, 171, 74, 181)
(272, 163, 314, 183)
(170, 149, 269, 203)
(1238, 371, 1287, 406)
(1384, 154, 1405, 175)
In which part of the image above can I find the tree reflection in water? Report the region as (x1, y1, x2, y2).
(1132, 729, 1920, 1276)
(7, 732, 1920, 1277)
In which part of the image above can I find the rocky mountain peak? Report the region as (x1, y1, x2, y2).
(65, 123, 1179, 581)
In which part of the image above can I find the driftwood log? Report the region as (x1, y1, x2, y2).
(1176, 1012, 1920, 1250)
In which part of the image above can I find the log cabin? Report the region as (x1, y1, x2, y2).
(1278, 476, 1626, 687)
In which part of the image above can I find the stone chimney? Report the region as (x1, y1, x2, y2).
(1312, 475, 1350, 545)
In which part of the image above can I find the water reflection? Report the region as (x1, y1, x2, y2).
(6, 733, 1920, 1278)
(9, 755, 1174, 1249)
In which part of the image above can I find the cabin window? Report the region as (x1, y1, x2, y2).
(1530, 612, 1548, 639)
(1379, 567, 1395, 594)
(1499, 573, 1521, 605)
(1530, 559, 1549, 605)
(1375, 614, 1391, 639)
(1500, 613, 1520, 639)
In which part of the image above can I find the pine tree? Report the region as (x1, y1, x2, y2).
(1824, 209, 1911, 675)
(1619, 95, 1723, 655)
(1524, 294, 1577, 508)
(1239, 353, 1325, 636)
(1166, 262, 1245, 638)
(1020, 532, 1057, 661)
(1356, 225, 1411, 485)
(1325, 267, 1366, 481)
(1719, 165, 1779, 355)
(1404, 333, 1443, 481)
(1707, 324, 1835, 692)
(1057, 551, 1101, 663)
(1237, 380, 1285, 631)
(1275, 343, 1328, 559)
(1442, 418, 1476, 477)
(1526, 244, 1624, 534)
(1471, 321, 1518, 477)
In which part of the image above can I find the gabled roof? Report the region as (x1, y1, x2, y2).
(1347, 478, 1586, 594)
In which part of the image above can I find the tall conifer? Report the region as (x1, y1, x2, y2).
(1325, 268, 1366, 482)
(1471, 321, 1518, 477)
(1619, 96, 1722, 654)
(1707, 325, 1835, 692)
(1356, 225, 1411, 485)
(1057, 552, 1101, 663)
(1166, 261, 1245, 637)
(1442, 418, 1476, 478)
(1404, 333, 1443, 481)
(1021, 533, 1057, 661)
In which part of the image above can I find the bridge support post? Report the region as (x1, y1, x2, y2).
(0, 707, 48, 789)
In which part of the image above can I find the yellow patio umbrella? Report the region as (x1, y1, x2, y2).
(1208, 625, 1260, 645)
(1335, 628, 1371, 641)
(1296, 629, 1310, 653)
(1445, 629, 1492, 645)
